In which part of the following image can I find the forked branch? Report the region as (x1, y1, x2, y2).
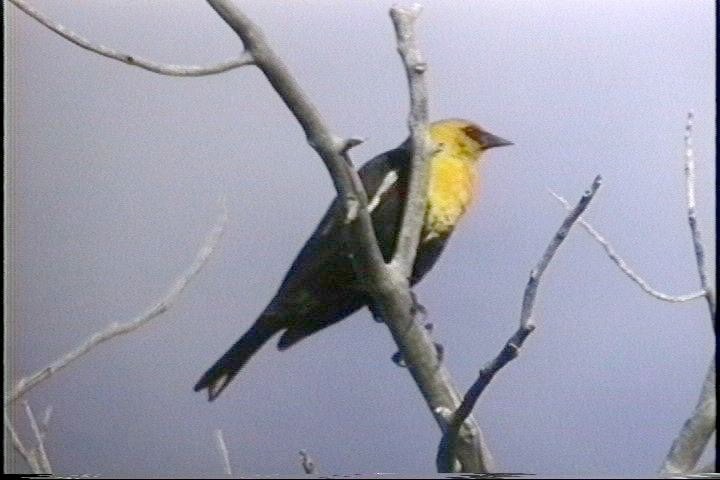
(659, 113, 716, 474)
(205, 0, 492, 472)
(437, 175, 603, 472)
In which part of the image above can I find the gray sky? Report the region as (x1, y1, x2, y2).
(5, 0, 715, 476)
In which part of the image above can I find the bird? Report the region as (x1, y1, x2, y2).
(194, 119, 512, 400)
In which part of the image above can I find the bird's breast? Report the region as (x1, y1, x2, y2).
(424, 155, 476, 240)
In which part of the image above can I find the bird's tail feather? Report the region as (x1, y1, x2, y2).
(194, 317, 279, 401)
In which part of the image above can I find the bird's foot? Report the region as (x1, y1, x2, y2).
(391, 340, 444, 368)
(370, 292, 426, 324)
(410, 291, 427, 323)
(369, 303, 384, 323)
(434, 341, 445, 364)
(391, 351, 406, 368)
(382, 292, 442, 367)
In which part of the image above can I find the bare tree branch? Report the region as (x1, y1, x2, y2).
(681, 111, 716, 326)
(6, 202, 228, 405)
(549, 190, 705, 303)
(437, 175, 604, 472)
(693, 461, 717, 474)
(23, 401, 52, 474)
(8, 0, 255, 77)
(214, 429, 233, 475)
(388, 4, 433, 277)
(204, 0, 386, 281)
(659, 112, 717, 474)
(5, 410, 41, 474)
(205, 0, 493, 472)
(39, 405, 53, 439)
(299, 449, 316, 474)
(385, 5, 493, 472)
(660, 359, 716, 474)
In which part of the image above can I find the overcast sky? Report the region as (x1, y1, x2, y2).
(5, 0, 715, 476)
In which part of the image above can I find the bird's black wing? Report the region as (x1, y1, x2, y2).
(264, 145, 410, 317)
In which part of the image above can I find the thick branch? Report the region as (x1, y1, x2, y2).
(385, 5, 492, 472)
(205, 0, 386, 284)
(437, 175, 603, 472)
(299, 450, 317, 474)
(388, 5, 433, 278)
(205, 1, 491, 472)
(6, 202, 227, 404)
(660, 359, 716, 473)
(658, 112, 717, 474)
(8, 0, 254, 77)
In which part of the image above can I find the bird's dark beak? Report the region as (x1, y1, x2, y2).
(482, 132, 513, 150)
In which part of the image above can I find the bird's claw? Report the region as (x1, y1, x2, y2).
(391, 341, 443, 368)
(391, 351, 407, 368)
(369, 303, 385, 323)
(434, 341, 444, 364)
(410, 291, 427, 323)
(386, 292, 440, 368)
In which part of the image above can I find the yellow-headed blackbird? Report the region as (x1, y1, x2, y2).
(195, 119, 512, 400)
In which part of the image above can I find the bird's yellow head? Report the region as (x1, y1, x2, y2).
(429, 119, 513, 160)
(421, 119, 512, 239)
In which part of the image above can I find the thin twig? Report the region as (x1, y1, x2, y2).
(6, 201, 228, 404)
(214, 429, 233, 475)
(681, 111, 716, 326)
(437, 175, 604, 472)
(299, 449, 316, 474)
(549, 190, 705, 303)
(8, 0, 254, 77)
(23, 401, 52, 474)
(388, 4, 433, 278)
(367, 171, 399, 214)
(39, 405, 53, 439)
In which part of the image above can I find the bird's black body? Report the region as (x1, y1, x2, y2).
(194, 144, 448, 400)
(194, 120, 511, 400)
